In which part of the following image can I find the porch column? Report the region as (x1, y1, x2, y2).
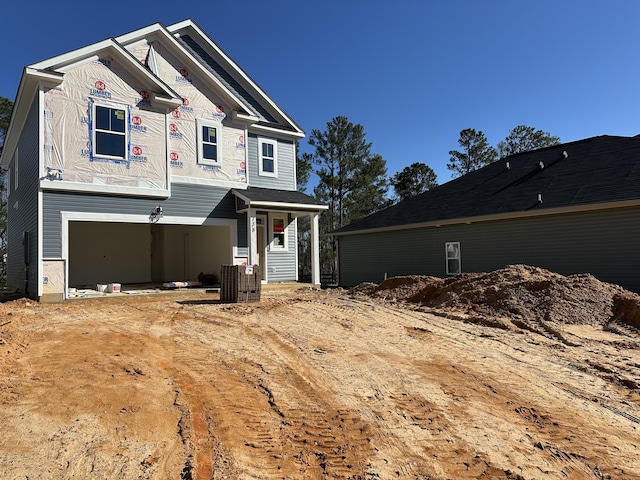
(310, 212, 320, 285)
(247, 208, 257, 266)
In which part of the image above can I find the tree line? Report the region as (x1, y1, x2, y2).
(0, 96, 12, 285)
(298, 116, 560, 281)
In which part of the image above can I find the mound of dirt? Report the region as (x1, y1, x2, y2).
(368, 264, 640, 328)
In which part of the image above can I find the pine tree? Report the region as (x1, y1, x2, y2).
(307, 116, 388, 277)
(448, 128, 498, 178)
(497, 125, 560, 158)
(391, 162, 438, 202)
(0, 96, 14, 286)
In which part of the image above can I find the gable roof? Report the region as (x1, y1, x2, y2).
(0, 19, 304, 167)
(334, 135, 640, 236)
(0, 36, 183, 167)
(167, 20, 304, 136)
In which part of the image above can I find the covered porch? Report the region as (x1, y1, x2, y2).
(232, 187, 327, 285)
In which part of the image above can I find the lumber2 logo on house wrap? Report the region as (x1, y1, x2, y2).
(170, 152, 183, 168)
(179, 98, 194, 114)
(211, 105, 226, 121)
(131, 146, 147, 163)
(136, 90, 151, 106)
(130, 116, 147, 133)
(176, 68, 192, 84)
(90, 80, 112, 99)
(169, 123, 183, 140)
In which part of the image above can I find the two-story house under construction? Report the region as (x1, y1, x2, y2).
(0, 20, 326, 301)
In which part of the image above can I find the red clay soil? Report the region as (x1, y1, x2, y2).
(368, 264, 640, 330)
(0, 269, 639, 479)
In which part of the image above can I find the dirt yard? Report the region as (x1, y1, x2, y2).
(1, 265, 639, 479)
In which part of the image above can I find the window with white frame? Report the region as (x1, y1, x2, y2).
(258, 138, 277, 177)
(92, 102, 128, 160)
(445, 242, 461, 275)
(270, 216, 287, 250)
(196, 118, 222, 166)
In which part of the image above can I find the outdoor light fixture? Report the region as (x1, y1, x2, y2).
(46, 167, 63, 180)
(149, 205, 163, 223)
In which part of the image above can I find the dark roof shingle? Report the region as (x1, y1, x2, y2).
(334, 135, 640, 234)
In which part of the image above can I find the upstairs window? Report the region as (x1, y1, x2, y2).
(92, 103, 127, 160)
(259, 138, 277, 177)
(445, 242, 461, 275)
(197, 119, 221, 166)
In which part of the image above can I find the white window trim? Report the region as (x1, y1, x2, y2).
(269, 215, 288, 251)
(196, 118, 222, 167)
(258, 137, 278, 177)
(91, 100, 129, 161)
(445, 242, 461, 275)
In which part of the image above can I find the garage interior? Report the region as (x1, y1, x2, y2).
(68, 221, 232, 288)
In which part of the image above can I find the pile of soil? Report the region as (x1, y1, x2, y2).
(361, 264, 640, 328)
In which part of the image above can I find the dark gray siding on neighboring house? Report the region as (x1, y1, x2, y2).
(42, 184, 236, 258)
(6, 96, 39, 295)
(338, 206, 640, 293)
(247, 134, 295, 190)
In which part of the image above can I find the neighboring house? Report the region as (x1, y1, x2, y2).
(0, 20, 326, 301)
(333, 135, 640, 293)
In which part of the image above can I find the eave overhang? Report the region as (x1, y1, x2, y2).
(331, 199, 640, 237)
(167, 19, 305, 137)
(232, 188, 328, 213)
(116, 23, 255, 118)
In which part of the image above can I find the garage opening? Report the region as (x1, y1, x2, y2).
(68, 221, 232, 289)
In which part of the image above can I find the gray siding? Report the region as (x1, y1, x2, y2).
(6, 96, 39, 295)
(43, 184, 236, 258)
(266, 215, 297, 281)
(247, 134, 295, 190)
(338, 206, 640, 293)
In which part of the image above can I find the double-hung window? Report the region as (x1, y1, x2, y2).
(445, 242, 461, 275)
(271, 216, 287, 250)
(197, 118, 221, 166)
(92, 103, 127, 160)
(258, 138, 277, 177)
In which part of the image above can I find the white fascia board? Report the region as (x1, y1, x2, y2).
(113, 23, 165, 44)
(0, 69, 40, 167)
(62, 210, 236, 227)
(30, 38, 181, 105)
(232, 191, 327, 212)
(29, 39, 117, 70)
(249, 201, 328, 211)
(151, 92, 183, 108)
(171, 176, 247, 190)
(119, 24, 253, 115)
(167, 20, 305, 136)
(232, 111, 260, 124)
(40, 180, 170, 198)
(24, 68, 64, 84)
(250, 123, 305, 140)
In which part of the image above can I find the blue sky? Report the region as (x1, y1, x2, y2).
(2, 1, 640, 186)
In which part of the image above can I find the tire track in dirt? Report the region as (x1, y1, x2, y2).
(167, 308, 376, 479)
